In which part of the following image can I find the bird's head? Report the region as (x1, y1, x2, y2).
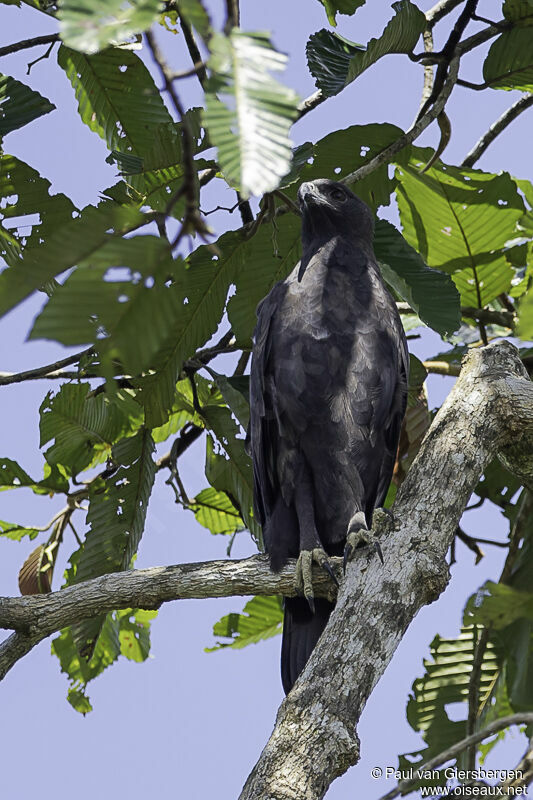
(297, 179, 374, 246)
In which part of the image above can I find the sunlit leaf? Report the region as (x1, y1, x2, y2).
(204, 31, 299, 198)
(206, 595, 283, 651)
(59, 0, 163, 54)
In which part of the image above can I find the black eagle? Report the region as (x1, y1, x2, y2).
(248, 179, 409, 693)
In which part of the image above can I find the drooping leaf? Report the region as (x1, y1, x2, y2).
(483, 29, 533, 92)
(18, 527, 61, 594)
(0, 203, 142, 319)
(67, 428, 155, 658)
(206, 595, 283, 651)
(396, 153, 525, 307)
(52, 607, 157, 712)
(307, 0, 425, 96)
(204, 31, 299, 198)
(402, 628, 500, 772)
(205, 433, 260, 544)
(39, 383, 133, 476)
(58, 45, 172, 156)
(306, 30, 364, 96)
(0, 154, 76, 266)
(503, 0, 533, 21)
(189, 487, 244, 535)
(0, 74, 55, 138)
(316, 0, 365, 26)
(59, 0, 163, 54)
(204, 370, 250, 430)
(518, 286, 533, 339)
(375, 219, 461, 337)
(474, 459, 522, 511)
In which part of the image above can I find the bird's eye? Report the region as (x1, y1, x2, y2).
(329, 188, 346, 202)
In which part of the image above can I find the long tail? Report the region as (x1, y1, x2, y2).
(281, 596, 334, 694)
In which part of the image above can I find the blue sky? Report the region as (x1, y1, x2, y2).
(0, 1, 531, 797)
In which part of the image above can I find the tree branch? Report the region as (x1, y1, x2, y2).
(378, 713, 533, 800)
(462, 93, 533, 168)
(0, 347, 93, 386)
(0, 554, 338, 636)
(237, 340, 533, 799)
(0, 33, 59, 59)
(341, 55, 460, 186)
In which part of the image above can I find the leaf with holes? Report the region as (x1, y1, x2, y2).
(206, 595, 283, 651)
(58, 45, 172, 156)
(140, 229, 249, 427)
(30, 236, 192, 379)
(283, 123, 411, 211)
(0, 154, 76, 266)
(204, 31, 299, 198)
(0, 202, 142, 319)
(66, 428, 155, 660)
(400, 627, 501, 779)
(307, 0, 425, 96)
(0, 457, 69, 495)
(375, 219, 461, 337)
(396, 152, 524, 307)
(59, 0, 163, 54)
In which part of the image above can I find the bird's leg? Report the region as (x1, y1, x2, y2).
(343, 510, 384, 572)
(294, 476, 338, 613)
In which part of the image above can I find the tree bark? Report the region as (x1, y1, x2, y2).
(238, 340, 533, 800)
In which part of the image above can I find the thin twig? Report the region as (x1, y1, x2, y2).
(169, 61, 208, 81)
(0, 33, 59, 58)
(456, 527, 484, 563)
(422, 360, 461, 377)
(378, 714, 533, 800)
(0, 347, 93, 386)
(26, 40, 56, 75)
(462, 94, 533, 168)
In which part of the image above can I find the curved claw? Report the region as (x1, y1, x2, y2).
(321, 558, 339, 587)
(343, 543, 353, 574)
(305, 593, 315, 615)
(374, 540, 384, 565)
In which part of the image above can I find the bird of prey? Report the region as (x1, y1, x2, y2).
(247, 179, 409, 694)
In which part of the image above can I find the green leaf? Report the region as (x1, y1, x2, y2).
(403, 627, 500, 768)
(518, 286, 533, 339)
(141, 229, 249, 427)
(396, 154, 524, 306)
(0, 74, 55, 137)
(374, 219, 461, 337)
(0, 520, 40, 541)
(58, 45, 172, 156)
(206, 595, 283, 651)
(53, 607, 156, 712)
(306, 30, 364, 96)
(484, 28, 533, 92)
(317, 0, 365, 26)
(465, 582, 533, 630)
(228, 214, 302, 345)
(204, 31, 300, 198)
(287, 122, 411, 211)
(307, 0, 425, 97)
(204, 370, 250, 430)
(0, 154, 76, 266)
(0, 202, 142, 319)
(475, 459, 522, 511)
(67, 428, 155, 659)
(59, 0, 163, 54)
(503, 0, 533, 21)
(205, 432, 260, 544)
(30, 237, 193, 380)
(39, 383, 133, 475)
(0, 457, 69, 494)
(189, 487, 244, 535)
